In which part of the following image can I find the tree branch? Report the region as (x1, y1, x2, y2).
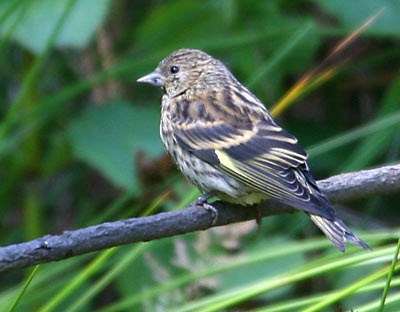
(1, 164, 399, 272)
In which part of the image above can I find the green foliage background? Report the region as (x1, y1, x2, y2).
(0, 0, 399, 311)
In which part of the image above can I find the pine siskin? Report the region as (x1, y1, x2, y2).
(137, 48, 370, 251)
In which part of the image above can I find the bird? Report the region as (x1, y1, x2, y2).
(137, 48, 370, 252)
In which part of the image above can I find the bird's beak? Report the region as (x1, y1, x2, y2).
(137, 71, 165, 87)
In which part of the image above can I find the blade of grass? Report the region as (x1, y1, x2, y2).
(378, 237, 400, 311)
(359, 291, 400, 312)
(141, 190, 172, 216)
(307, 111, 400, 159)
(0, 49, 165, 162)
(38, 189, 173, 311)
(0, 0, 78, 138)
(174, 246, 394, 312)
(90, 190, 137, 225)
(271, 67, 338, 117)
(188, 26, 301, 52)
(7, 265, 40, 312)
(246, 21, 314, 88)
(0, 255, 91, 307)
(0, 0, 32, 62)
(271, 8, 383, 117)
(339, 75, 400, 172)
(255, 277, 400, 312)
(98, 238, 332, 312)
(0, 0, 21, 27)
(100, 231, 398, 312)
(301, 265, 400, 312)
(175, 187, 200, 210)
(67, 244, 148, 312)
(38, 249, 115, 312)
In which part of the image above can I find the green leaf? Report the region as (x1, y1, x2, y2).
(0, 0, 111, 54)
(68, 101, 163, 191)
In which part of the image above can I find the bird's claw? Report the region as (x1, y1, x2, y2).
(255, 205, 262, 229)
(202, 202, 218, 225)
(192, 192, 218, 225)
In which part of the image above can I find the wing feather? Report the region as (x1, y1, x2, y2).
(173, 103, 334, 219)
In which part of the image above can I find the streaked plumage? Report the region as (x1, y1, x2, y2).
(138, 48, 370, 251)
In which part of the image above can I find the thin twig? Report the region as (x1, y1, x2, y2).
(0, 164, 399, 272)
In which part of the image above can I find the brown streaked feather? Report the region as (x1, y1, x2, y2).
(171, 90, 336, 219)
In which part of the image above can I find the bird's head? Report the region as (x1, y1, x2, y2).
(137, 49, 224, 97)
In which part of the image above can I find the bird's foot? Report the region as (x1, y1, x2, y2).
(255, 204, 262, 229)
(192, 192, 218, 225)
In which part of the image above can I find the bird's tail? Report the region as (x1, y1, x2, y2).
(309, 214, 371, 252)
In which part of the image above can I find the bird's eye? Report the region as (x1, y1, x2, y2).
(170, 66, 180, 74)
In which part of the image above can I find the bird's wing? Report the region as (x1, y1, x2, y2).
(174, 108, 335, 219)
